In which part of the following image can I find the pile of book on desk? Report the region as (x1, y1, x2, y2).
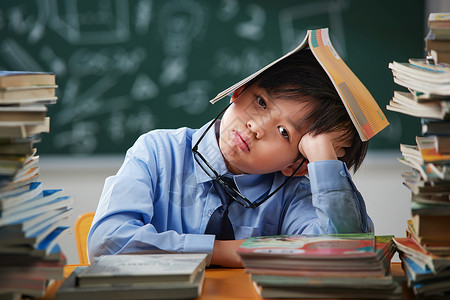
(386, 12, 450, 299)
(0, 71, 73, 299)
(426, 12, 450, 64)
(236, 233, 401, 299)
(56, 253, 208, 300)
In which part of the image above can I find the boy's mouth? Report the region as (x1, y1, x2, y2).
(232, 130, 250, 152)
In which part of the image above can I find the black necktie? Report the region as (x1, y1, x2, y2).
(204, 178, 236, 240)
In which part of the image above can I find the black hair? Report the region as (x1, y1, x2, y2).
(247, 49, 368, 172)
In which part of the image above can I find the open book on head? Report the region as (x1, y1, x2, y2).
(210, 28, 389, 142)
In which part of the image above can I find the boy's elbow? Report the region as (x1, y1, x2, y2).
(333, 216, 374, 234)
(366, 216, 375, 233)
(86, 229, 113, 263)
(87, 243, 108, 264)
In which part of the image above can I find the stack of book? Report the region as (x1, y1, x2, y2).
(393, 237, 450, 297)
(386, 12, 450, 298)
(56, 253, 208, 300)
(426, 12, 450, 64)
(236, 233, 401, 299)
(0, 71, 73, 298)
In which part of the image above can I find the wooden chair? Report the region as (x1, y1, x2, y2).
(74, 211, 95, 264)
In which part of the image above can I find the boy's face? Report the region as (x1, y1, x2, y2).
(219, 84, 308, 175)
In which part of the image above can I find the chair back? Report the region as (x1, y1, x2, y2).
(74, 211, 95, 264)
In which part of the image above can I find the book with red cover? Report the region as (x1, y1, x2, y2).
(239, 234, 400, 299)
(393, 237, 450, 273)
(237, 233, 375, 258)
(236, 233, 397, 275)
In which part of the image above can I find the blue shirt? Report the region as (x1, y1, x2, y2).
(87, 121, 373, 263)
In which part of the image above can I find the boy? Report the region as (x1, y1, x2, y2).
(87, 49, 374, 267)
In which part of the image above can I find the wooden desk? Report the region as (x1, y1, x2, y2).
(199, 263, 416, 300)
(44, 263, 415, 300)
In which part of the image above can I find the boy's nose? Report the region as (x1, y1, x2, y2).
(247, 120, 264, 139)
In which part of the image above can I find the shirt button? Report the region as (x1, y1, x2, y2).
(339, 170, 347, 177)
(208, 210, 213, 216)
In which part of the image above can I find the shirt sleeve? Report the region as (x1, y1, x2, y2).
(86, 133, 215, 263)
(282, 160, 374, 235)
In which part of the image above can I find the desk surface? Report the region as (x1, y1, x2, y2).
(45, 263, 415, 300)
(199, 263, 415, 300)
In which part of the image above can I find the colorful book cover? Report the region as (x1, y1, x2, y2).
(375, 235, 396, 270)
(210, 28, 389, 142)
(416, 136, 450, 162)
(393, 237, 450, 273)
(237, 233, 375, 258)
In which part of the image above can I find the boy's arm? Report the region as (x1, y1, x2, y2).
(282, 131, 349, 177)
(307, 160, 373, 233)
(87, 173, 216, 263)
(87, 133, 216, 263)
(282, 131, 373, 234)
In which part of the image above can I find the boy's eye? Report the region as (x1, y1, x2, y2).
(278, 126, 289, 139)
(256, 96, 267, 109)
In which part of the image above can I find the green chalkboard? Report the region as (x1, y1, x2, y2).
(0, 0, 424, 154)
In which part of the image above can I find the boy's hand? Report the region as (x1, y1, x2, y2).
(210, 239, 245, 268)
(298, 131, 351, 162)
(281, 131, 351, 177)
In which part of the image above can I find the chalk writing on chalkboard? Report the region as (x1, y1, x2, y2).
(0, 0, 423, 154)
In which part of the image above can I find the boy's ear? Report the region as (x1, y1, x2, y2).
(230, 84, 246, 103)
